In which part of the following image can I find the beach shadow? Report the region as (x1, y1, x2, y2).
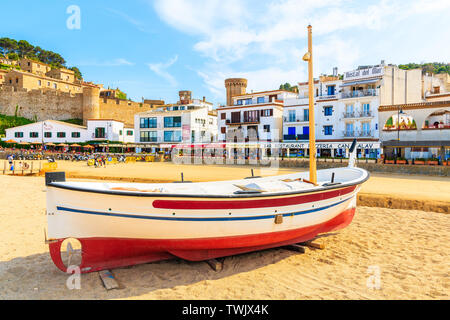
(0, 246, 307, 299)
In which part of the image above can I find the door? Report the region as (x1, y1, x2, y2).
(288, 127, 296, 136)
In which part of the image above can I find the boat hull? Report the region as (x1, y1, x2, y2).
(46, 181, 361, 273)
(49, 207, 355, 273)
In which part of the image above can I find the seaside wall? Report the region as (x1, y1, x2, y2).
(0, 86, 83, 121)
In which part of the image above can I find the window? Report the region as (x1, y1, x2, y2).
(257, 97, 265, 104)
(362, 103, 370, 116)
(164, 131, 182, 142)
(288, 110, 296, 122)
(245, 98, 253, 105)
(324, 125, 333, 135)
(346, 104, 354, 114)
(119, 130, 123, 136)
(173, 106, 179, 111)
(140, 131, 157, 142)
(263, 125, 270, 132)
(324, 106, 333, 116)
(243, 110, 260, 123)
(38, 80, 41, 86)
(140, 117, 157, 129)
(237, 99, 243, 105)
(95, 128, 105, 139)
(221, 113, 226, 120)
(57, 132, 66, 138)
(47, 82, 50, 86)
(221, 127, 226, 134)
(30, 132, 39, 138)
(164, 116, 181, 128)
(362, 122, 370, 135)
(15, 132, 24, 138)
(261, 109, 273, 117)
(44, 132, 52, 138)
(327, 85, 335, 96)
(180, 106, 185, 110)
(126, 130, 133, 136)
(231, 112, 241, 123)
(71, 132, 80, 138)
(345, 123, 354, 135)
(53, 83, 57, 89)
(303, 109, 309, 121)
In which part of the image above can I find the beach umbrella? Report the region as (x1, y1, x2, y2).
(57, 143, 68, 147)
(31, 142, 42, 144)
(45, 143, 56, 146)
(18, 141, 30, 145)
(71, 144, 81, 147)
(5, 139, 17, 144)
(83, 145, 94, 149)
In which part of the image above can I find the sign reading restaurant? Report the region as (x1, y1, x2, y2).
(343, 66, 384, 81)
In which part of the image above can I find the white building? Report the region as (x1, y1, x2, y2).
(4, 119, 134, 144)
(218, 89, 298, 143)
(135, 105, 218, 146)
(282, 63, 426, 158)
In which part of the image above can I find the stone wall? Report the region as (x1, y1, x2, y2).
(0, 87, 157, 126)
(99, 98, 156, 126)
(0, 86, 83, 121)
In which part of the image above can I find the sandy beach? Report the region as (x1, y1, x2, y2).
(0, 162, 449, 300)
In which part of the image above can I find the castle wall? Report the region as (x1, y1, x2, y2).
(0, 86, 83, 121)
(99, 98, 156, 126)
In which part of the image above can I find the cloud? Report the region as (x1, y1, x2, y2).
(148, 55, 179, 86)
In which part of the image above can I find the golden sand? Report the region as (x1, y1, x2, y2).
(0, 162, 449, 300)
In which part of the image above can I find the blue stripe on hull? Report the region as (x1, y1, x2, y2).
(56, 196, 353, 222)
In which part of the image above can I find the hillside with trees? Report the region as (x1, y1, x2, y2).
(398, 62, 450, 75)
(0, 37, 83, 79)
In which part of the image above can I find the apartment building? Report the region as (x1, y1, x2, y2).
(218, 79, 297, 145)
(281, 63, 425, 158)
(135, 92, 218, 146)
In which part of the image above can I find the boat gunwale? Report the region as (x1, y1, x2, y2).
(47, 169, 370, 199)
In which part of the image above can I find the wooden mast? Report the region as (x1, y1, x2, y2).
(302, 25, 317, 184)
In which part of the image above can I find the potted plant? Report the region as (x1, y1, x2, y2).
(396, 157, 407, 165)
(385, 157, 395, 164)
(414, 158, 425, 165)
(443, 159, 449, 166)
(426, 158, 439, 165)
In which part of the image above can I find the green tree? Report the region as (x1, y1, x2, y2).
(69, 66, 83, 80)
(17, 40, 35, 58)
(7, 52, 19, 60)
(0, 38, 18, 55)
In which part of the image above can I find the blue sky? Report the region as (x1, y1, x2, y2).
(1, 0, 449, 106)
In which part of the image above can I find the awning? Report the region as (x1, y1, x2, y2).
(382, 140, 450, 148)
(340, 79, 380, 87)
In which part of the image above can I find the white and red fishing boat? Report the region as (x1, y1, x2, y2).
(45, 26, 369, 273)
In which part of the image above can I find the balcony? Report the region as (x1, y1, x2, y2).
(342, 111, 374, 119)
(343, 130, 373, 138)
(316, 94, 338, 101)
(284, 116, 309, 123)
(283, 134, 309, 141)
(341, 89, 379, 99)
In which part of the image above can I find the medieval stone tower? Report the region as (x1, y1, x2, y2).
(225, 78, 247, 106)
(82, 85, 100, 125)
